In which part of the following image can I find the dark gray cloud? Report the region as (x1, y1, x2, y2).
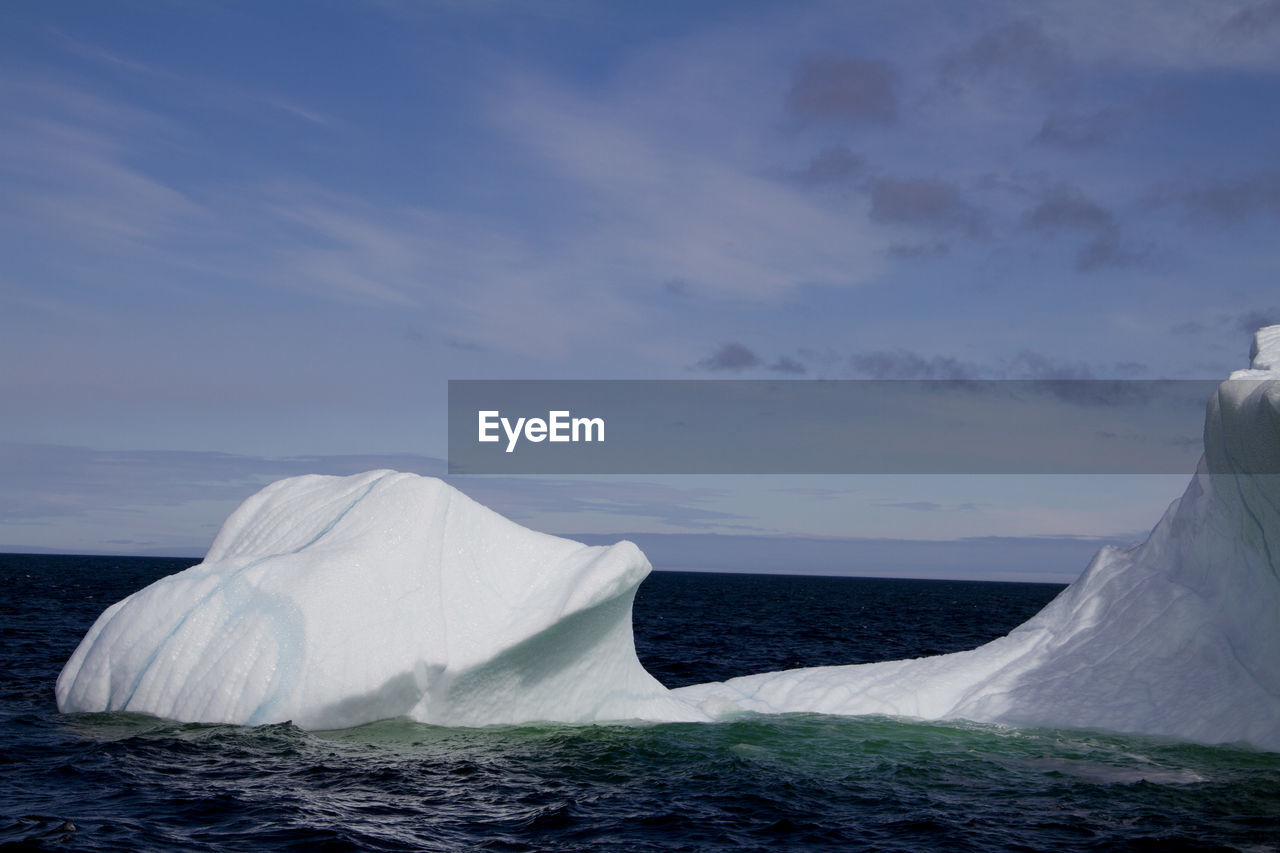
(870, 177, 986, 236)
(769, 355, 807, 375)
(1024, 190, 1114, 231)
(698, 342, 761, 371)
(1032, 108, 1123, 149)
(1221, 0, 1280, 36)
(940, 19, 1071, 88)
(847, 350, 982, 380)
(1022, 186, 1146, 272)
(1236, 307, 1280, 334)
(663, 277, 690, 296)
(1014, 357, 1183, 388)
(843, 348, 1157, 382)
(790, 145, 866, 186)
(1075, 232, 1147, 272)
(696, 343, 805, 374)
(1009, 350, 1094, 380)
(847, 348, 1098, 381)
(1006, 352, 1173, 407)
(886, 241, 949, 259)
(1150, 173, 1280, 222)
(787, 55, 900, 124)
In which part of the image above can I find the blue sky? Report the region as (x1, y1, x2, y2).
(2, 1, 1278, 580)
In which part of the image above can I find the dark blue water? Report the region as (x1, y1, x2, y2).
(4, 554, 1279, 851)
(633, 571, 1060, 688)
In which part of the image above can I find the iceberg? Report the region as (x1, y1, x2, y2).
(55, 472, 705, 729)
(57, 327, 1280, 748)
(676, 326, 1280, 749)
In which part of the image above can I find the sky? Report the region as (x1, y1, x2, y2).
(2, 0, 1278, 581)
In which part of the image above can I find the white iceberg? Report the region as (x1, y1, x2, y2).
(677, 326, 1280, 750)
(55, 472, 704, 729)
(57, 327, 1280, 749)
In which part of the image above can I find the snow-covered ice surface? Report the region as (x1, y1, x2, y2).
(58, 327, 1280, 748)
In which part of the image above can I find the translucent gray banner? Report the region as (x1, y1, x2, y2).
(447, 379, 1253, 474)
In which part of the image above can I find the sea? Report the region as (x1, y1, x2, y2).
(3, 554, 1279, 852)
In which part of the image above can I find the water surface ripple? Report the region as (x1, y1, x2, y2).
(4, 555, 1278, 851)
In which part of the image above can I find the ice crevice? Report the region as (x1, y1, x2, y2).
(56, 327, 1280, 750)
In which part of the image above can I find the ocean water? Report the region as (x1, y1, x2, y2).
(3, 555, 1279, 852)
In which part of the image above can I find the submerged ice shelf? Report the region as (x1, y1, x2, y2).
(58, 328, 1280, 749)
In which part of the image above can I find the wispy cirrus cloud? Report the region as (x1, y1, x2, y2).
(0, 80, 206, 256)
(0, 72, 649, 359)
(490, 75, 886, 303)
